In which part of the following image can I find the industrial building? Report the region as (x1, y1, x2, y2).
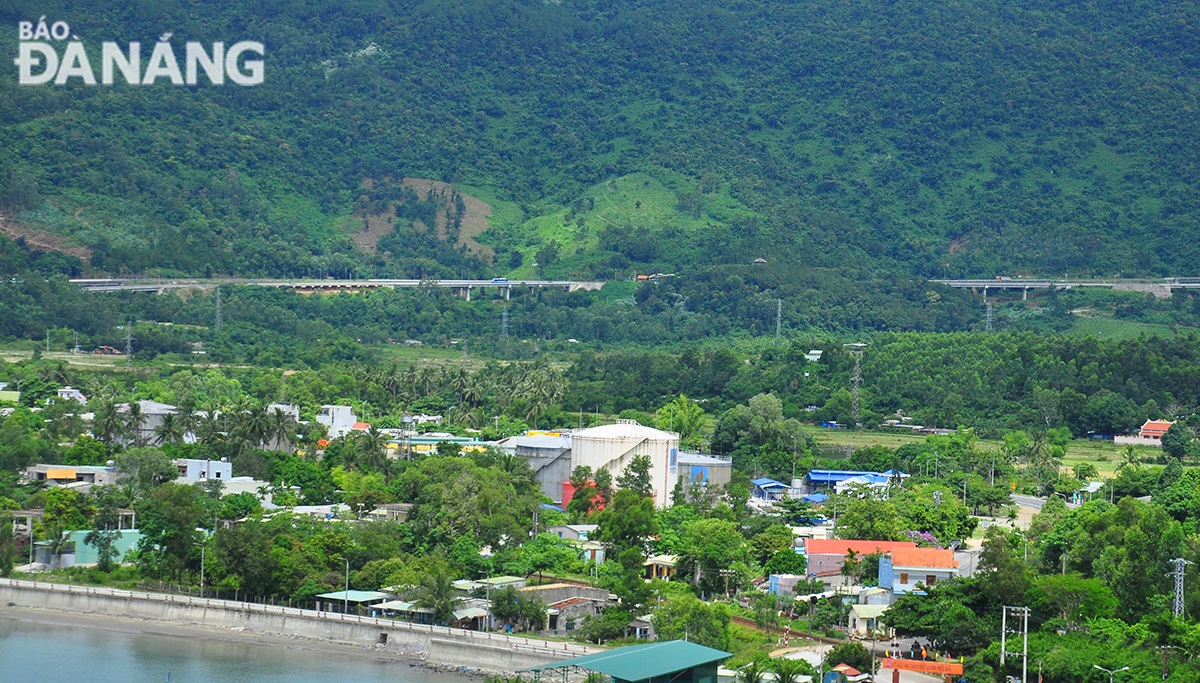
(571, 421, 679, 508)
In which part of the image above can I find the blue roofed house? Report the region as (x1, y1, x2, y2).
(751, 478, 791, 502)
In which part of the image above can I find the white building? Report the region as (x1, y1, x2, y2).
(56, 387, 88, 404)
(316, 405, 357, 439)
(174, 458, 232, 481)
(571, 421, 679, 508)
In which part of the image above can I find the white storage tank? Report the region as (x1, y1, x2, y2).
(572, 420, 679, 508)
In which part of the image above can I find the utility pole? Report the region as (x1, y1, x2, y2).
(1001, 606, 1030, 683)
(214, 287, 223, 330)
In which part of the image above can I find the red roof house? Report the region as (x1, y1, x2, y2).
(802, 539, 919, 577)
(1140, 420, 1175, 440)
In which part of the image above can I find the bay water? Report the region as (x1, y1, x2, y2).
(0, 614, 475, 683)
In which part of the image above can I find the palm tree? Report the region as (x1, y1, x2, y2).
(415, 563, 462, 625)
(175, 395, 199, 441)
(266, 407, 296, 452)
(125, 401, 147, 446)
(736, 661, 765, 683)
(154, 411, 186, 446)
(92, 399, 124, 445)
(772, 658, 810, 683)
(196, 402, 229, 448)
(355, 427, 389, 473)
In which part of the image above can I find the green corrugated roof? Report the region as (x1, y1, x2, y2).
(523, 640, 731, 680)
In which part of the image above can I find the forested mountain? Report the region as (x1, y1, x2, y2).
(2, 0, 1199, 289)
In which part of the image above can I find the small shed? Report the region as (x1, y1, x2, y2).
(523, 639, 732, 683)
(315, 590, 391, 614)
(751, 477, 790, 501)
(644, 554, 678, 581)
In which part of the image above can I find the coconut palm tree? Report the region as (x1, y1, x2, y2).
(92, 399, 124, 445)
(154, 411, 187, 446)
(354, 427, 389, 473)
(266, 407, 296, 452)
(124, 401, 147, 446)
(415, 562, 462, 626)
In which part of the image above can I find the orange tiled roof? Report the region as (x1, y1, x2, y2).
(1141, 419, 1174, 436)
(804, 539, 918, 556)
(888, 547, 959, 569)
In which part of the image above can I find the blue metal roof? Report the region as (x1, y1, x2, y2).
(802, 493, 830, 503)
(807, 469, 904, 483)
(752, 477, 789, 489)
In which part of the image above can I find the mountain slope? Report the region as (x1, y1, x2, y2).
(2, 0, 1198, 281)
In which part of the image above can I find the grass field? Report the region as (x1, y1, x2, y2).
(812, 427, 1150, 477)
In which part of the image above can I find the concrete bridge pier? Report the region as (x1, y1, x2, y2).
(504, 286, 511, 301)
(1022, 287, 1028, 300)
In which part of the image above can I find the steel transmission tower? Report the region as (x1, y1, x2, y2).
(775, 298, 782, 341)
(500, 307, 509, 337)
(843, 343, 867, 428)
(986, 301, 994, 332)
(1171, 558, 1193, 618)
(214, 287, 223, 329)
(123, 321, 135, 367)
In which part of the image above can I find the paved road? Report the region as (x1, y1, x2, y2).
(70, 277, 606, 294)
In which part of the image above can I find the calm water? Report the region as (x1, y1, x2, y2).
(0, 615, 473, 683)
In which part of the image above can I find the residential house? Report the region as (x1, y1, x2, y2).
(548, 524, 598, 541)
(878, 547, 959, 597)
(801, 539, 918, 578)
(644, 554, 678, 581)
(316, 405, 357, 439)
(174, 458, 232, 481)
(56, 387, 87, 404)
(23, 464, 121, 491)
(848, 603, 890, 637)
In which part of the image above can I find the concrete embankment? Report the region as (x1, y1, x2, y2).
(0, 578, 591, 673)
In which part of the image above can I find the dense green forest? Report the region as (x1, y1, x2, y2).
(3, 0, 1200, 292)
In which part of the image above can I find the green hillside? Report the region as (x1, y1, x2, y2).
(3, 0, 1199, 284)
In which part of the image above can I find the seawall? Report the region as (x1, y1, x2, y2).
(0, 578, 592, 673)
